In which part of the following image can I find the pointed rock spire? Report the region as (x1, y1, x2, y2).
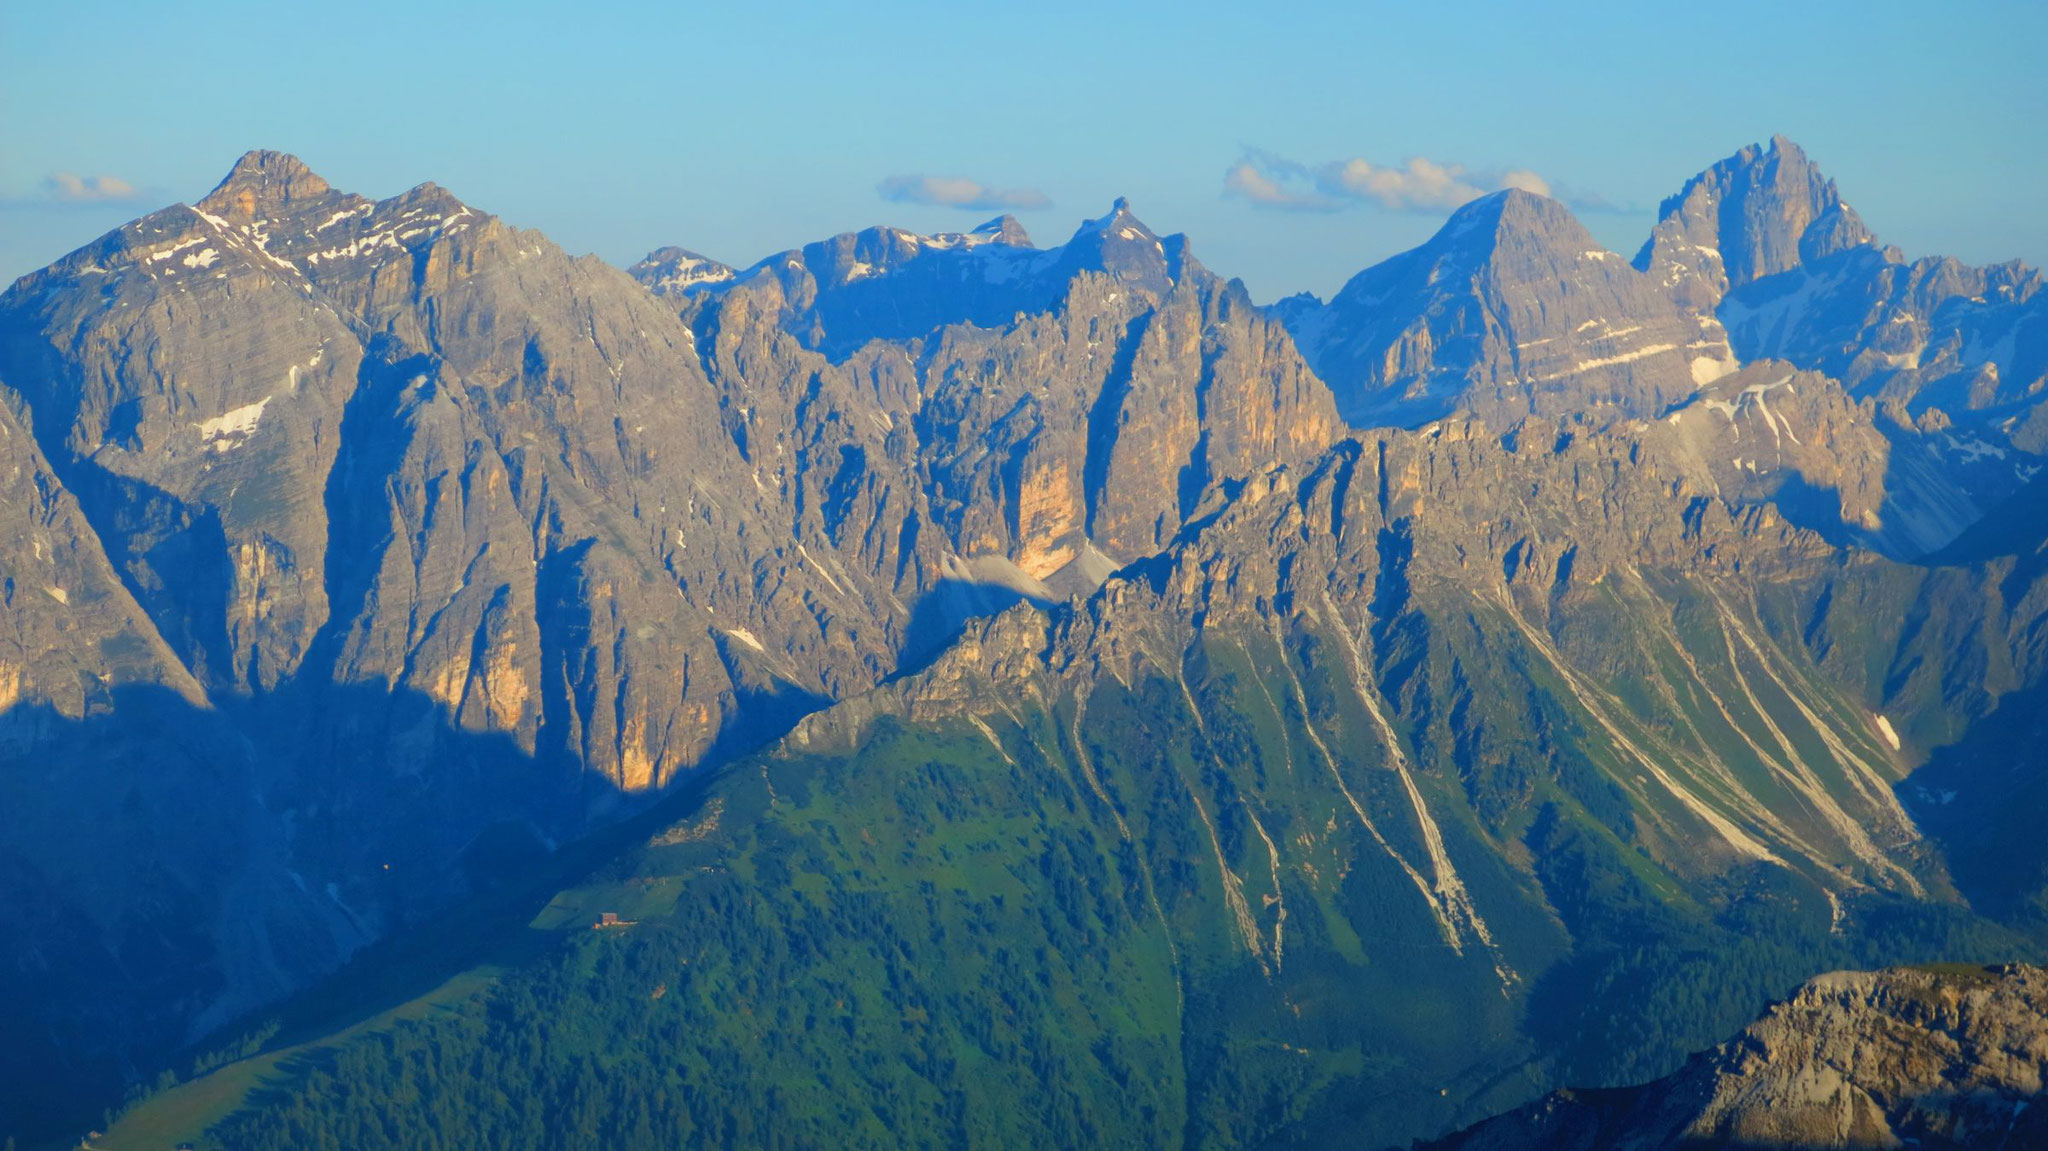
(1070, 197, 1154, 243)
(1054, 198, 1173, 296)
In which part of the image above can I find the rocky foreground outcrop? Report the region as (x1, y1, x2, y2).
(1427, 965, 2048, 1150)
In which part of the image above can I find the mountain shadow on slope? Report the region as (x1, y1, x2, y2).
(0, 678, 663, 1148)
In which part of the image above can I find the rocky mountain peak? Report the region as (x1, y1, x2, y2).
(1431, 187, 1608, 273)
(385, 179, 478, 224)
(13, 133, 2048, 1151)
(1459, 185, 1576, 233)
(1635, 134, 1875, 309)
(970, 213, 1034, 247)
(1060, 197, 1174, 297)
(1070, 196, 1150, 240)
(197, 149, 337, 220)
(630, 246, 737, 296)
(1293, 187, 1717, 426)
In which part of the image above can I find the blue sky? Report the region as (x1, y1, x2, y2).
(4, 0, 2043, 301)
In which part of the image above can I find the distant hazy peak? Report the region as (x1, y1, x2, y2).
(970, 214, 1034, 247)
(1451, 185, 1578, 231)
(629, 246, 737, 295)
(1300, 183, 1711, 427)
(1325, 187, 1608, 315)
(1426, 187, 1601, 262)
(1055, 197, 1180, 298)
(1069, 196, 1154, 243)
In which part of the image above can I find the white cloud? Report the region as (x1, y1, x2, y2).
(1223, 158, 1338, 212)
(42, 172, 142, 203)
(1326, 156, 1483, 210)
(1224, 151, 1603, 215)
(877, 174, 1050, 211)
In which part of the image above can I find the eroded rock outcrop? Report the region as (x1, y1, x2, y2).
(1431, 965, 2048, 1150)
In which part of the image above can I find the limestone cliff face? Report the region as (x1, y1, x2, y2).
(1720, 245, 2048, 429)
(1430, 965, 2048, 1150)
(0, 153, 795, 802)
(0, 173, 364, 690)
(790, 397, 2048, 955)
(0, 371, 370, 1125)
(665, 199, 1340, 598)
(799, 416, 1942, 903)
(0, 387, 203, 715)
(1642, 360, 1987, 557)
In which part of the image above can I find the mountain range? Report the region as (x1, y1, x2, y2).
(3, 136, 2046, 1149)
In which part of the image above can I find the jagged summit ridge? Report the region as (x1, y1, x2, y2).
(37, 149, 502, 298)
(640, 197, 1193, 357)
(1635, 134, 1875, 309)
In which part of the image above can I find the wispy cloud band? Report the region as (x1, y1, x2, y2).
(44, 173, 143, 203)
(1225, 150, 1621, 215)
(877, 174, 1050, 212)
(1, 172, 153, 212)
